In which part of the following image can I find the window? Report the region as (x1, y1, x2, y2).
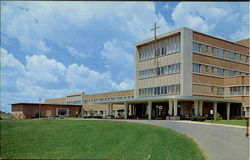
(164, 86, 168, 94)
(206, 45, 208, 51)
(193, 63, 200, 73)
(161, 87, 164, 94)
(170, 65, 175, 74)
(176, 84, 180, 94)
(229, 52, 235, 60)
(217, 68, 224, 77)
(100, 111, 103, 116)
(56, 108, 69, 116)
(193, 42, 200, 53)
(157, 68, 160, 75)
(211, 67, 214, 73)
(176, 35, 180, 52)
(246, 86, 249, 95)
(230, 87, 243, 95)
(84, 100, 88, 105)
(205, 66, 209, 72)
(156, 48, 160, 57)
(229, 70, 235, 77)
(161, 48, 165, 56)
(246, 56, 249, 63)
(218, 49, 224, 58)
(175, 63, 180, 73)
(211, 86, 214, 91)
(217, 87, 224, 96)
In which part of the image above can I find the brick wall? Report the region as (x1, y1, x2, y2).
(12, 104, 81, 119)
(193, 32, 249, 55)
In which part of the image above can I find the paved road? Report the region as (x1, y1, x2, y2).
(113, 120, 249, 160)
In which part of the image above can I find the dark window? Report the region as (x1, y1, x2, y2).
(161, 48, 165, 56)
(157, 68, 160, 75)
(193, 42, 200, 52)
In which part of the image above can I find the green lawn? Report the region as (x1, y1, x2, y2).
(1, 120, 206, 160)
(205, 119, 247, 126)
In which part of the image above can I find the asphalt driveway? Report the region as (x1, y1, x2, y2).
(115, 120, 249, 160)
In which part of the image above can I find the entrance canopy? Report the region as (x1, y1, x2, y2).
(94, 95, 242, 105)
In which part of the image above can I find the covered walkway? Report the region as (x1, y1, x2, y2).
(95, 96, 243, 120)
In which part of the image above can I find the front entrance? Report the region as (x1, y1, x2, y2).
(155, 105, 163, 119)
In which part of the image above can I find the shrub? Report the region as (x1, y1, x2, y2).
(190, 116, 206, 122)
(190, 116, 199, 121)
(198, 116, 206, 122)
(215, 112, 222, 120)
(33, 112, 44, 118)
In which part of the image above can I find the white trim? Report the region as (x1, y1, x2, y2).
(193, 61, 249, 74)
(193, 82, 250, 88)
(193, 40, 250, 60)
(193, 72, 225, 79)
(192, 93, 224, 97)
(193, 82, 224, 87)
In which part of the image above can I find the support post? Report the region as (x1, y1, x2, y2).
(168, 100, 173, 116)
(173, 99, 178, 116)
(124, 103, 128, 119)
(107, 104, 110, 115)
(194, 100, 198, 116)
(110, 104, 113, 116)
(199, 101, 203, 116)
(148, 101, 152, 120)
(226, 103, 230, 120)
(213, 102, 217, 120)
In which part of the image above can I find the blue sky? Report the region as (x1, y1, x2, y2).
(1, 1, 249, 113)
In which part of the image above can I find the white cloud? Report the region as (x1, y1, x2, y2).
(171, 2, 249, 41)
(1, 48, 133, 112)
(66, 46, 87, 59)
(25, 54, 66, 83)
(100, 39, 134, 81)
(2, 2, 171, 52)
(66, 63, 133, 93)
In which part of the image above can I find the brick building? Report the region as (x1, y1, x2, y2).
(12, 103, 81, 119)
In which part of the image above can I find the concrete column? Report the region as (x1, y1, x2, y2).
(168, 100, 173, 116)
(194, 100, 198, 116)
(124, 103, 128, 119)
(148, 101, 152, 120)
(174, 99, 178, 116)
(107, 104, 110, 115)
(110, 104, 113, 116)
(226, 103, 230, 120)
(129, 105, 132, 116)
(199, 101, 203, 116)
(213, 102, 217, 120)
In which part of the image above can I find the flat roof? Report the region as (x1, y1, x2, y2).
(135, 27, 249, 49)
(94, 95, 242, 105)
(11, 103, 81, 106)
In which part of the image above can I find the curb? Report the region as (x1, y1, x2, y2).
(158, 120, 246, 129)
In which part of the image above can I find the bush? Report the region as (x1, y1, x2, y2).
(198, 116, 206, 122)
(190, 116, 207, 122)
(215, 112, 222, 120)
(33, 112, 44, 118)
(190, 116, 198, 121)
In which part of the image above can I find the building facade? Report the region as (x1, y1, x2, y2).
(12, 103, 82, 119)
(97, 27, 249, 120)
(12, 27, 249, 120)
(44, 90, 134, 118)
